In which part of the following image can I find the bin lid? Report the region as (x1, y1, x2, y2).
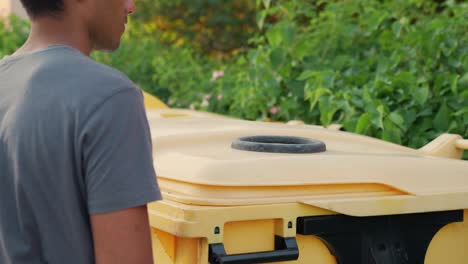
(148, 110, 468, 216)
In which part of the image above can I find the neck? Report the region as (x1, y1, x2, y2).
(15, 14, 93, 56)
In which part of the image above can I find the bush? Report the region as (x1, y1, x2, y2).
(207, 0, 468, 152)
(91, 18, 218, 104)
(0, 15, 29, 58)
(132, 0, 257, 56)
(1, 1, 467, 159)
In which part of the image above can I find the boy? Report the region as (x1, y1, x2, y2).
(0, 0, 161, 263)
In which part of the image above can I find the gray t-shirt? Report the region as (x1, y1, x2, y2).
(0, 45, 162, 263)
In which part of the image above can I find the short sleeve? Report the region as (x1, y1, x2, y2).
(80, 88, 162, 214)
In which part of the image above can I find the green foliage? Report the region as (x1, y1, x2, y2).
(0, 16, 29, 58)
(207, 0, 468, 151)
(91, 18, 217, 104)
(1, 0, 467, 158)
(133, 0, 257, 56)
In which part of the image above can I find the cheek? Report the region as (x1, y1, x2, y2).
(87, 5, 125, 49)
(99, 13, 122, 37)
(90, 23, 122, 50)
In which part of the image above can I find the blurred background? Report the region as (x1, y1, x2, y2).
(1, 0, 467, 157)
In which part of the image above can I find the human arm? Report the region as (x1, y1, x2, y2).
(80, 87, 162, 263)
(90, 205, 153, 264)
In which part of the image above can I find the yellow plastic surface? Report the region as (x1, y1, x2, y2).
(148, 198, 468, 263)
(147, 109, 468, 216)
(425, 210, 468, 264)
(151, 229, 205, 264)
(419, 133, 466, 159)
(456, 139, 468, 150)
(147, 200, 332, 244)
(142, 91, 168, 109)
(148, 200, 338, 263)
(146, 108, 468, 263)
(146, 108, 232, 120)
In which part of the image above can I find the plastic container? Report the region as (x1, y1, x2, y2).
(146, 108, 468, 264)
(143, 91, 168, 109)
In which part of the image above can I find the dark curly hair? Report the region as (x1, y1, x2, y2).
(20, 0, 65, 17)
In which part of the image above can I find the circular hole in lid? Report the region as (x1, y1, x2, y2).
(231, 135, 326, 154)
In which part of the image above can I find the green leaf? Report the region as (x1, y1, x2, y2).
(297, 70, 336, 89)
(266, 22, 296, 47)
(392, 21, 402, 38)
(382, 119, 402, 144)
(257, 11, 268, 30)
(376, 104, 386, 129)
(459, 73, 468, 91)
(321, 71, 336, 89)
(297, 70, 315, 81)
(388, 112, 406, 131)
(417, 108, 433, 117)
(269, 47, 286, 68)
(355, 113, 371, 134)
(412, 85, 429, 106)
(318, 96, 339, 127)
(402, 110, 417, 128)
(394, 72, 416, 88)
(266, 26, 283, 47)
(279, 22, 296, 46)
(292, 38, 310, 60)
(433, 101, 451, 131)
(453, 106, 468, 117)
(304, 86, 332, 111)
(461, 89, 468, 99)
(451, 74, 460, 95)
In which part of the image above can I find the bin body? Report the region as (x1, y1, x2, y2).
(149, 201, 468, 264)
(146, 109, 468, 263)
(425, 210, 468, 263)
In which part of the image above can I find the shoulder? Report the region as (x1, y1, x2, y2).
(29, 46, 143, 113)
(40, 46, 137, 94)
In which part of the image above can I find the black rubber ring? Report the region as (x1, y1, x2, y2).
(231, 135, 326, 154)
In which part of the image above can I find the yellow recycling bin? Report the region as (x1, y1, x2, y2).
(146, 108, 468, 264)
(142, 91, 168, 109)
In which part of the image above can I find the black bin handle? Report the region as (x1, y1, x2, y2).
(209, 236, 299, 264)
